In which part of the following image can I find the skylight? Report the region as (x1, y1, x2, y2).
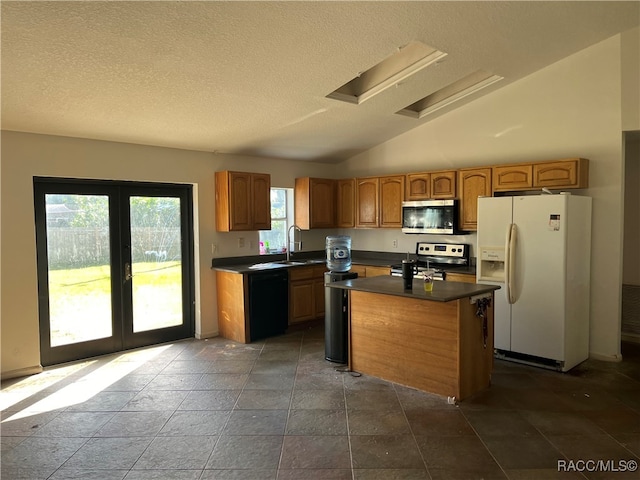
(396, 70, 503, 118)
(327, 41, 447, 105)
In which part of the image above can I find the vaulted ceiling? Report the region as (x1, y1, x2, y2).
(2, 1, 638, 163)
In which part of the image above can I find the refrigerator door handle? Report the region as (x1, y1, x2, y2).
(506, 223, 517, 304)
(504, 224, 511, 302)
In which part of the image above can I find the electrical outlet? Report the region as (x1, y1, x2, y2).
(211, 244, 218, 254)
(392, 239, 398, 248)
(238, 237, 245, 248)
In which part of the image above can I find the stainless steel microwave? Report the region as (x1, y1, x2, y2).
(401, 199, 461, 234)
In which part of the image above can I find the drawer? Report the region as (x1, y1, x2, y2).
(289, 266, 314, 281)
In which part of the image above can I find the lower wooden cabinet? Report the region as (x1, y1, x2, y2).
(349, 264, 390, 278)
(364, 266, 391, 277)
(445, 272, 476, 284)
(289, 265, 327, 325)
(216, 271, 249, 343)
(216, 270, 289, 343)
(350, 265, 367, 278)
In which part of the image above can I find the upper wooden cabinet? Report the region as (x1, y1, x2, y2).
(379, 175, 405, 227)
(493, 158, 588, 192)
(251, 174, 271, 229)
(431, 170, 457, 198)
(356, 175, 404, 228)
(406, 173, 430, 200)
(215, 171, 271, 232)
(295, 177, 335, 229)
(493, 164, 533, 192)
(356, 177, 379, 228)
(336, 178, 356, 228)
(533, 158, 589, 189)
(406, 170, 456, 200)
(458, 167, 492, 231)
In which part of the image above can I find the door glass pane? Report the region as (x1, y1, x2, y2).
(45, 194, 112, 346)
(130, 196, 183, 332)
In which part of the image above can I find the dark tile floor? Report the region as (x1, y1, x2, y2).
(2, 325, 639, 480)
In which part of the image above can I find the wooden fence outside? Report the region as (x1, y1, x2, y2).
(46, 227, 181, 269)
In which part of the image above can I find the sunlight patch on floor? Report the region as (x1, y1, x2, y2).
(1, 344, 173, 422)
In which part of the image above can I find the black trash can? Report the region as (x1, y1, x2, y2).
(324, 271, 358, 363)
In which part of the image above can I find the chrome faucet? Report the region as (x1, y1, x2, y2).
(287, 224, 302, 261)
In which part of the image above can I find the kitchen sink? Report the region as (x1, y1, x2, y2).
(248, 262, 284, 269)
(279, 259, 327, 265)
(248, 259, 326, 269)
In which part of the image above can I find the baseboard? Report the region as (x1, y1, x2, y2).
(622, 333, 640, 344)
(1, 365, 44, 381)
(195, 330, 219, 340)
(589, 351, 623, 362)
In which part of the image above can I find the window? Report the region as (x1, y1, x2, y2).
(259, 188, 293, 254)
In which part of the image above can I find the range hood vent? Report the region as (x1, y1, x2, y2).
(396, 70, 503, 119)
(327, 41, 447, 105)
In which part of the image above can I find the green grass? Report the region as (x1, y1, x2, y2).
(48, 261, 181, 293)
(47, 261, 183, 346)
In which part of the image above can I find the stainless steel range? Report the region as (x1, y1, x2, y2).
(391, 242, 470, 280)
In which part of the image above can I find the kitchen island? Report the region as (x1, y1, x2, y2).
(327, 276, 500, 401)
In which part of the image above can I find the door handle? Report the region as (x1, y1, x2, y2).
(505, 223, 517, 304)
(124, 262, 133, 282)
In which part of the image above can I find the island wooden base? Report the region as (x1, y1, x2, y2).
(348, 290, 494, 401)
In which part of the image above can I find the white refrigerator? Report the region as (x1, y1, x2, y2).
(476, 194, 592, 372)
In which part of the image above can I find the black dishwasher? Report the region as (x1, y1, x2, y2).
(248, 269, 289, 341)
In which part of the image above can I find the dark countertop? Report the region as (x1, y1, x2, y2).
(212, 250, 476, 276)
(327, 275, 499, 302)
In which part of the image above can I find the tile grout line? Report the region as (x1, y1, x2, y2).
(275, 331, 304, 479)
(392, 382, 435, 480)
(200, 338, 266, 476)
(122, 341, 197, 477)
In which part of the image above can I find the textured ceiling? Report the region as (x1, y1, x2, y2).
(2, 1, 639, 163)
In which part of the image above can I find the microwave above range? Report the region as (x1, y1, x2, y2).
(401, 199, 464, 235)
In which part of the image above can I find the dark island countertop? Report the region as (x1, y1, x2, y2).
(211, 250, 476, 276)
(327, 275, 499, 302)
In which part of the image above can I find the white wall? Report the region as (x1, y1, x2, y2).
(340, 34, 630, 360)
(0, 132, 333, 377)
(624, 136, 640, 286)
(621, 28, 640, 131)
